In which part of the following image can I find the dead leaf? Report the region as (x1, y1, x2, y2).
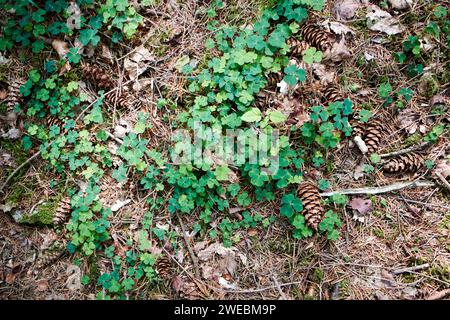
(434, 159, 450, 179)
(332, 0, 361, 20)
(388, 0, 413, 10)
(101, 44, 113, 62)
(322, 20, 356, 37)
(429, 94, 449, 108)
(36, 279, 49, 291)
(0, 88, 7, 100)
(366, 5, 405, 35)
(312, 63, 337, 85)
(397, 108, 420, 134)
(66, 264, 81, 291)
(5, 273, 16, 284)
(52, 40, 69, 59)
(124, 46, 155, 81)
(324, 37, 351, 62)
(172, 275, 184, 294)
(67, 2, 81, 30)
(349, 197, 373, 215)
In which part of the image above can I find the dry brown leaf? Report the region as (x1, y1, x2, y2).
(36, 279, 49, 291)
(324, 37, 351, 62)
(388, 0, 413, 10)
(52, 40, 69, 59)
(172, 275, 184, 294)
(397, 108, 420, 134)
(65, 264, 81, 291)
(5, 273, 16, 284)
(366, 5, 405, 35)
(332, 0, 361, 20)
(0, 88, 7, 100)
(434, 159, 450, 179)
(349, 197, 372, 214)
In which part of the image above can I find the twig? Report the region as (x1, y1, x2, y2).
(392, 263, 430, 275)
(176, 213, 200, 278)
(319, 180, 435, 197)
(271, 275, 288, 300)
(379, 141, 431, 158)
(435, 171, 450, 192)
(219, 281, 304, 294)
(427, 289, 450, 300)
(0, 151, 41, 194)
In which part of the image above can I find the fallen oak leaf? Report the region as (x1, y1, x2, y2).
(349, 197, 373, 215)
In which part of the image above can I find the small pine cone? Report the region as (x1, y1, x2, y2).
(81, 62, 115, 89)
(300, 24, 332, 52)
(156, 255, 172, 278)
(322, 85, 343, 103)
(53, 196, 71, 226)
(47, 116, 66, 128)
(287, 38, 310, 57)
(298, 181, 324, 231)
(104, 91, 141, 110)
(35, 247, 64, 269)
(254, 91, 270, 109)
(266, 72, 283, 88)
(382, 152, 425, 174)
(349, 119, 366, 137)
(364, 119, 383, 154)
(6, 78, 25, 112)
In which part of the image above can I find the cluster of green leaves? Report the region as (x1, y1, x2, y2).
(394, 4, 449, 78)
(0, 0, 149, 53)
(300, 99, 353, 151)
(168, 0, 348, 243)
(66, 183, 112, 256)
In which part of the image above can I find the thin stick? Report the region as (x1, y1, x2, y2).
(220, 280, 304, 294)
(0, 151, 41, 194)
(392, 263, 430, 275)
(271, 275, 288, 300)
(379, 141, 431, 158)
(176, 213, 200, 278)
(319, 180, 435, 197)
(434, 171, 450, 192)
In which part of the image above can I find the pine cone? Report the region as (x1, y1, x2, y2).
(6, 78, 25, 112)
(349, 119, 366, 137)
(363, 118, 383, 154)
(287, 38, 310, 57)
(156, 255, 172, 278)
(298, 181, 324, 231)
(53, 196, 71, 226)
(35, 244, 65, 269)
(81, 62, 115, 89)
(47, 116, 66, 129)
(254, 91, 270, 109)
(322, 85, 343, 103)
(266, 72, 283, 88)
(300, 24, 333, 52)
(104, 91, 141, 110)
(382, 152, 425, 174)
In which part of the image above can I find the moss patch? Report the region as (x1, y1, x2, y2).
(19, 198, 58, 225)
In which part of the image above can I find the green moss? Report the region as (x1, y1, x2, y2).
(403, 133, 422, 147)
(373, 227, 385, 238)
(419, 73, 439, 98)
(19, 198, 58, 225)
(313, 268, 324, 282)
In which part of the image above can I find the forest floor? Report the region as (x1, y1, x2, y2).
(0, 0, 449, 300)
